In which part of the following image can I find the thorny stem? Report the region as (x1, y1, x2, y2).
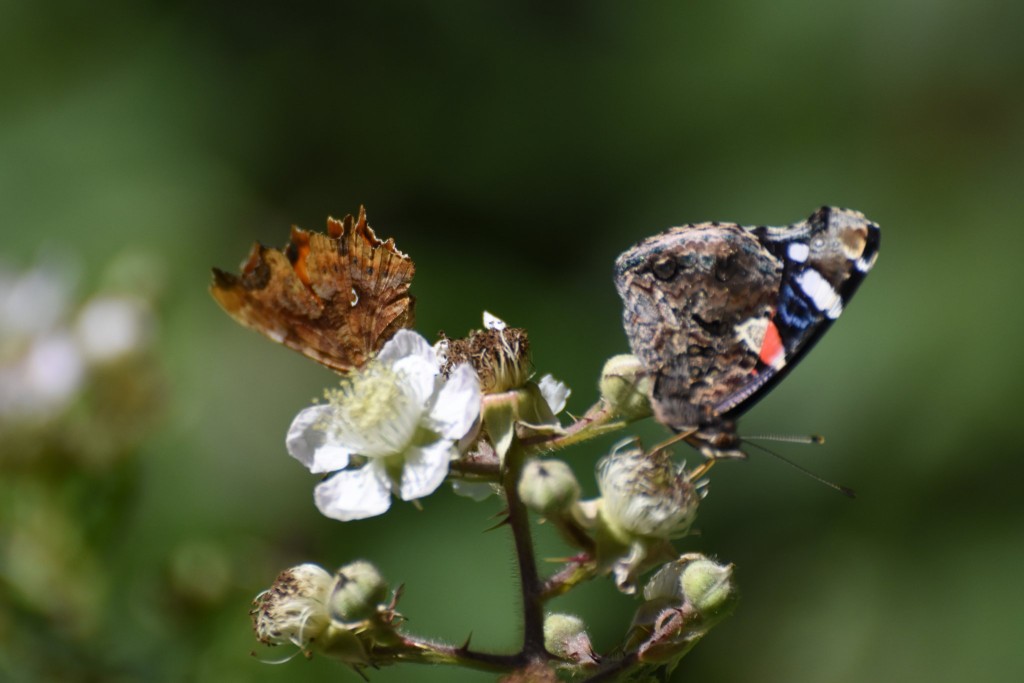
(502, 436, 548, 660)
(583, 652, 641, 682)
(448, 458, 500, 478)
(384, 635, 521, 672)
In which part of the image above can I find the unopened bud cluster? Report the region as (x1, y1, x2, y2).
(251, 560, 397, 664)
(245, 304, 740, 680)
(628, 553, 738, 663)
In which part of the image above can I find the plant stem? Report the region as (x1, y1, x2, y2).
(583, 652, 640, 682)
(502, 436, 547, 660)
(540, 556, 598, 600)
(521, 402, 628, 454)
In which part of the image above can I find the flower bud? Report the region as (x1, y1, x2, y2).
(543, 613, 598, 665)
(629, 554, 738, 663)
(518, 459, 581, 517)
(597, 440, 699, 542)
(316, 624, 370, 665)
(251, 564, 333, 648)
(680, 557, 737, 621)
(598, 354, 652, 421)
(328, 560, 389, 625)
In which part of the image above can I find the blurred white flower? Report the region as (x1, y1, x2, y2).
(74, 296, 153, 362)
(21, 333, 85, 409)
(0, 264, 84, 420)
(287, 330, 481, 521)
(0, 262, 71, 338)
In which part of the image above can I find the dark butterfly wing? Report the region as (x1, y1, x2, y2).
(615, 206, 879, 434)
(716, 207, 880, 418)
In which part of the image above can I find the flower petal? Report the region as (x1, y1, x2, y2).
(483, 311, 507, 331)
(314, 465, 392, 521)
(286, 405, 352, 473)
(377, 329, 435, 366)
(538, 374, 570, 415)
(398, 440, 453, 501)
(451, 480, 498, 501)
(394, 354, 439, 408)
(432, 337, 450, 366)
(428, 362, 481, 440)
(378, 329, 440, 408)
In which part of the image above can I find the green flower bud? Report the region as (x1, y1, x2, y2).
(543, 613, 597, 665)
(680, 557, 737, 621)
(518, 459, 581, 517)
(629, 554, 737, 664)
(328, 560, 389, 625)
(598, 354, 652, 420)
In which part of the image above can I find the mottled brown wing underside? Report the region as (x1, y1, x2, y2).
(210, 207, 415, 372)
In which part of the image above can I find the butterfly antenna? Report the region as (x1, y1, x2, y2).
(743, 440, 856, 498)
(745, 433, 825, 446)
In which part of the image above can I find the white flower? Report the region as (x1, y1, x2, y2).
(286, 330, 481, 521)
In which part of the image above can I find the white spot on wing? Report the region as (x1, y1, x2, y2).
(796, 269, 843, 319)
(734, 317, 768, 353)
(787, 242, 809, 263)
(856, 251, 878, 273)
(350, 288, 359, 307)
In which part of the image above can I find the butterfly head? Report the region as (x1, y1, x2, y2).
(798, 207, 880, 289)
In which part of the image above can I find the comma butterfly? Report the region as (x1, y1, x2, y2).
(210, 207, 415, 372)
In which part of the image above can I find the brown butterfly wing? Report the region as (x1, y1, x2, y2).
(210, 207, 415, 372)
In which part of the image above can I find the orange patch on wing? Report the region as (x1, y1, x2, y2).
(759, 320, 784, 369)
(210, 207, 416, 373)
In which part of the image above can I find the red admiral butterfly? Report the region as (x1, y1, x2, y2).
(614, 206, 879, 459)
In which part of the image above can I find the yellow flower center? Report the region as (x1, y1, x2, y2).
(323, 362, 407, 434)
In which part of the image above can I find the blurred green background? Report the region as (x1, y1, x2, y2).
(3, 1, 1023, 681)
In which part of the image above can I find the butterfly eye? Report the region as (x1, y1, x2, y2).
(651, 257, 677, 281)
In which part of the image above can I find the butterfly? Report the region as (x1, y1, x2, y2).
(210, 207, 415, 372)
(614, 206, 879, 459)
